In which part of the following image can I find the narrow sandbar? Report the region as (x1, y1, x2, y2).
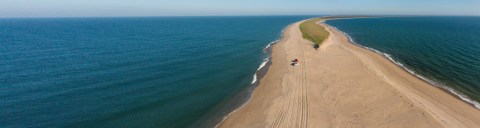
(218, 18, 480, 128)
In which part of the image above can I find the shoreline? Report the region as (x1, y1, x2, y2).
(206, 25, 291, 128)
(323, 18, 480, 109)
(218, 18, 480, 127)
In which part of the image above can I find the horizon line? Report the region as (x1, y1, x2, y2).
(1, 14, 479, 19)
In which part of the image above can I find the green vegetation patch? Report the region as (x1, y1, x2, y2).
(299, 18, 329, 48)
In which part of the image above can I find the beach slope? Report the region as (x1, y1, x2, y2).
(218, 19, 480, 128)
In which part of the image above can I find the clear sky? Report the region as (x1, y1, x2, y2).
(1, 0, 479, 17)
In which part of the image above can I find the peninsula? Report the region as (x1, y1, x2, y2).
(218, 17, 480, 128)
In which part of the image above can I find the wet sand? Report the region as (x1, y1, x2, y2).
(218, 19, 480, 128)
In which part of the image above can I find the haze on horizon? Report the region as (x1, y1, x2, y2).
(1, 0, 479, 18)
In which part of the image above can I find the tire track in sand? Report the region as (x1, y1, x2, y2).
(271, 22, 309, 128)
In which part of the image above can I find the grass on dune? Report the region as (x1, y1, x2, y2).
(299, 18, 329, 48)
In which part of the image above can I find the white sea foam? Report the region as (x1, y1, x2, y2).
(257, 58, 269, 71)
(327, 22, 480, 109)
(250, 28, 284, 85)
(251, 57, 270, 84)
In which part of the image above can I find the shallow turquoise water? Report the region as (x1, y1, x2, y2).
(0, 16, 316, 127)
(326, 17, 480, 107)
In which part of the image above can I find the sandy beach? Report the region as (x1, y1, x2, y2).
(218, 19, 480, 128)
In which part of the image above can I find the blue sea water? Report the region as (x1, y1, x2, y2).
(326, 16, 480, 108)
(0, 16, 315, 128)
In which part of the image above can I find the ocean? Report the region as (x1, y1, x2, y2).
(0, 16, 315, 128)
(326, 16, 480, 108)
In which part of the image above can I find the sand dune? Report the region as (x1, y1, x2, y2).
(218, 19, 480, 128)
